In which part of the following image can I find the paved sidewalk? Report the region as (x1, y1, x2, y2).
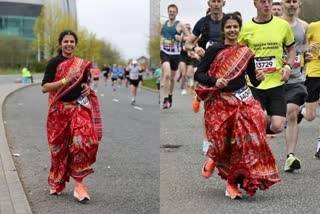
(0, 83, 34, 214)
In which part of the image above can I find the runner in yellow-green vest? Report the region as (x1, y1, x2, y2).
(238, 0, 296, 136)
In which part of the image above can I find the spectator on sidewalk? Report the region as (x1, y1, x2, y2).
(21, 65, 33, 84)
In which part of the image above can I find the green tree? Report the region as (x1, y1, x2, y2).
(0, 35, 33, 68)
(33, 3, 124, 67)
(96, 39, 124, 66)
(75, 28, 100, 62)
(148, 23, 160, 68)
(33, 3, 77, 60)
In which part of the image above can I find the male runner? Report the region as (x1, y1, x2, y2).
(272, 1, 283, 17)
(297, 20, 320, 159)
(161, 4, 189, 109)
(238, 0, 296, 136)
(281, 0, 313, 172)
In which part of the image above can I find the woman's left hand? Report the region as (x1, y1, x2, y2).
(81, 83, 90, 96)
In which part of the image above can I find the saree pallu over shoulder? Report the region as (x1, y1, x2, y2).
(196, 44, 254, 101)
(48, 57, 92, 107)
(88, 89, 103, 141)
(46, 57, 102, 192)
(47, 56, 103, 142)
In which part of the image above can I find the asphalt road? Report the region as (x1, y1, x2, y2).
(160, 89, 320, 214)
(3, 80, 159, 214)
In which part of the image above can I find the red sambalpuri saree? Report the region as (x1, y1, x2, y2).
(196, 45, 280, 196)
(46, 57, 102, 192)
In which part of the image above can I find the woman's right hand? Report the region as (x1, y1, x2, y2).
(65, 68, 79, 83)
(215, 78, 228, 89)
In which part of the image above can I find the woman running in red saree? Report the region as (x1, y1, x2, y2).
(194, 14, 280, 199)
(42, 30, 102, 202)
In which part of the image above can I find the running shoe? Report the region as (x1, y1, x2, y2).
(168, 95, 173, 108)
(201, 158, 215, 178)
(181, 89, 187, 96)
(74, 183, 90, 202)
(192, 97, 200, 113)
(225, 182, 242, 199)
(314, 149, 320, 159)
(284, 154, 301, 172)
(162, 100, 170, 109)
(297, 105, 305, 124)
(131, 99, 136, 106)
(50, 187, 62, 195)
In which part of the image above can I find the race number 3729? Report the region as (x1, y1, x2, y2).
(254, 56, 276, 73)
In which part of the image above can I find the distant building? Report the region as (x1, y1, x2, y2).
(136, 56, 148, 66)
(0, 0, 77, 42)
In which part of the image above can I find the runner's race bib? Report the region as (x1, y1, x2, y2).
(129, 72, 139, 80)
(283, 52, 301, 67)
(254, 56, 276, 72)
(77, 95, 91, 108)
(161, 38, 180, 54)
(235, 86, 253, 103)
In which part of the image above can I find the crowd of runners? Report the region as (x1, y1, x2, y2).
(160, 0, 320, 199)
(87, 60, 152, 105)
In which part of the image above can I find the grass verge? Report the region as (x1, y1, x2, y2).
(0, 69, 20, 75)
(142, 78, 157, 90)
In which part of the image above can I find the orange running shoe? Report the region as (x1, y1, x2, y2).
(201, 158, 215, 178)
(74, 182, 90, 202)
(225, 182, 242, 199)
(49, 187, 62, 195)
(192, 96, 200, 113)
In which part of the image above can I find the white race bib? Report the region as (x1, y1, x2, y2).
(77, 95, 91, 108)
(129, 72, 139, 80)
(254, 56, 276, 73)
(293, 52, 301, 67)
(235, 86, 253, 103)
(283, 52, 301, 67)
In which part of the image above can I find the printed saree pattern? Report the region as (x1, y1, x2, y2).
(197, 45, 280, 196)
(47, 57, 102, 192)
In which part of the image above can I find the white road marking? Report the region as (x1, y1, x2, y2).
(112, 99, 119, 102)
(100, 94, 104, 97)
(133, 106, 143, 111)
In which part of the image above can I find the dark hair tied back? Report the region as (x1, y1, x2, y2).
(57, 30, 78, 54)
(220, 13, 243, 40)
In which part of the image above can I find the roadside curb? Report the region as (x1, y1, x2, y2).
(0, 83, 39, 214)
(141, 86, 158, 93)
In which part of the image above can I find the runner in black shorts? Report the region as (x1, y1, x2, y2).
(161, 4, 190, 109)
(297, 20, 320, 159)
(128, 60, 140, 105)
(238, 0, 296, 136)
(102, 64, 110, 86)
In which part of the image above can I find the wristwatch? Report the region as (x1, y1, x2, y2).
(284, 64, 292, 70)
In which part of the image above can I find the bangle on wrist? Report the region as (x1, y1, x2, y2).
(61, 78, 67, 85)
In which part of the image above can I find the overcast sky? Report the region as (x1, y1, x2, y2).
(76, 0, 150, 60)
(160, 0, 259, 28)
